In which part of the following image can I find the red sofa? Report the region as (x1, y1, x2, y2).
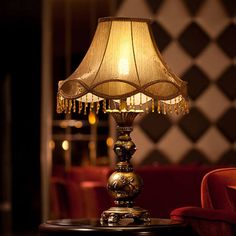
(50, 165, 222, 220)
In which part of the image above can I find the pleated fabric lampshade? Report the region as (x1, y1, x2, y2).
(57, 17, 189, 115)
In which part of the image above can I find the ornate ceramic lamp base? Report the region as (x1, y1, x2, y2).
(100, 206, 150, 224)
(99, 111, 151, 225)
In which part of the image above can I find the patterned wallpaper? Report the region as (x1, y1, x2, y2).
(113, 0, 236, 165)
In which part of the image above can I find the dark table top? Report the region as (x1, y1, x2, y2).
(39, 218, 196, 236)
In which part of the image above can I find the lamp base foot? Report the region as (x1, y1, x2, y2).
(100, 206, 150, 225)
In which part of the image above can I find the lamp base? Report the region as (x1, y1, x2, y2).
(100, 206, 150, 224)
(100, 111, 150, 225)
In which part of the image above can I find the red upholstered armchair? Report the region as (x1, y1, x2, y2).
(170, 168, 236, 236)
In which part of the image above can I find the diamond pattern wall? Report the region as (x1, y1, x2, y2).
(115, 0, 236, 165)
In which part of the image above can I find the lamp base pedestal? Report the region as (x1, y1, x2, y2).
(100, 206, 150, 224)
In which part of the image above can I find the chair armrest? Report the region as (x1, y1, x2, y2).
(170, 207, 236, 236)
(171, 206, 236, 224)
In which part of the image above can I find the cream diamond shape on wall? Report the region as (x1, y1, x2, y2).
(196, 127, 230, 162)
(155, 0, 191, 38)
(163, 41, 192, 76)
(156, 126, 192, 163)
(196, 43, 230, 80)
(195, 84, 231, 122)
(116, 0, 153, 18)
(195, 0, 230, 38)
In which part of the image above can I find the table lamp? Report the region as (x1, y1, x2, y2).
(56, 17, 189, 224)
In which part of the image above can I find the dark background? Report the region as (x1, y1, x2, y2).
(0, 0, 42, 233)
(0, 0, 111, 234)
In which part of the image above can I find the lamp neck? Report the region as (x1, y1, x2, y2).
(114, 126, 135, 172)
(111, 111, 139, 171)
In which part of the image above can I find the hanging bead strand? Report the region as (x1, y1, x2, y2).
(78, 98, 83, 114)
(157, 100, 161, 114)
(84, 95, 88, 115)
(163, 102, 166, 115)
(56, 94, 62, 113)
(151, 98, 155, 112)
(108, 99, 111, 111)
(139, 93, 143, 111)
(168, 99, 172, 114)
(96, 97, 100, 114)
(65, 99, 69, 113)
(103, 99, 106, 113)
(90, 94, 94, 112)
(133, 95, 135, 111)
(145, 95, 149, 113)
(73, 99, 76, 113)
(68, 100, 72, 114)
(61, 98, 65, 112)
(129, 97, 132, 111)
(96, 102, 100, 114)
(174, 98, 178, 115)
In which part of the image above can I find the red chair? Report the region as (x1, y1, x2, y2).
(170, 168, 236, 236)
(50, 177, 69, 219)
(50, 166, 112, 219)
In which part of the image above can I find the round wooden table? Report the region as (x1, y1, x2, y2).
(39, 218, 196, 236)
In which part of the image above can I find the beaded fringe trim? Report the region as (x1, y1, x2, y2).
(57, 94, 189, 115)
